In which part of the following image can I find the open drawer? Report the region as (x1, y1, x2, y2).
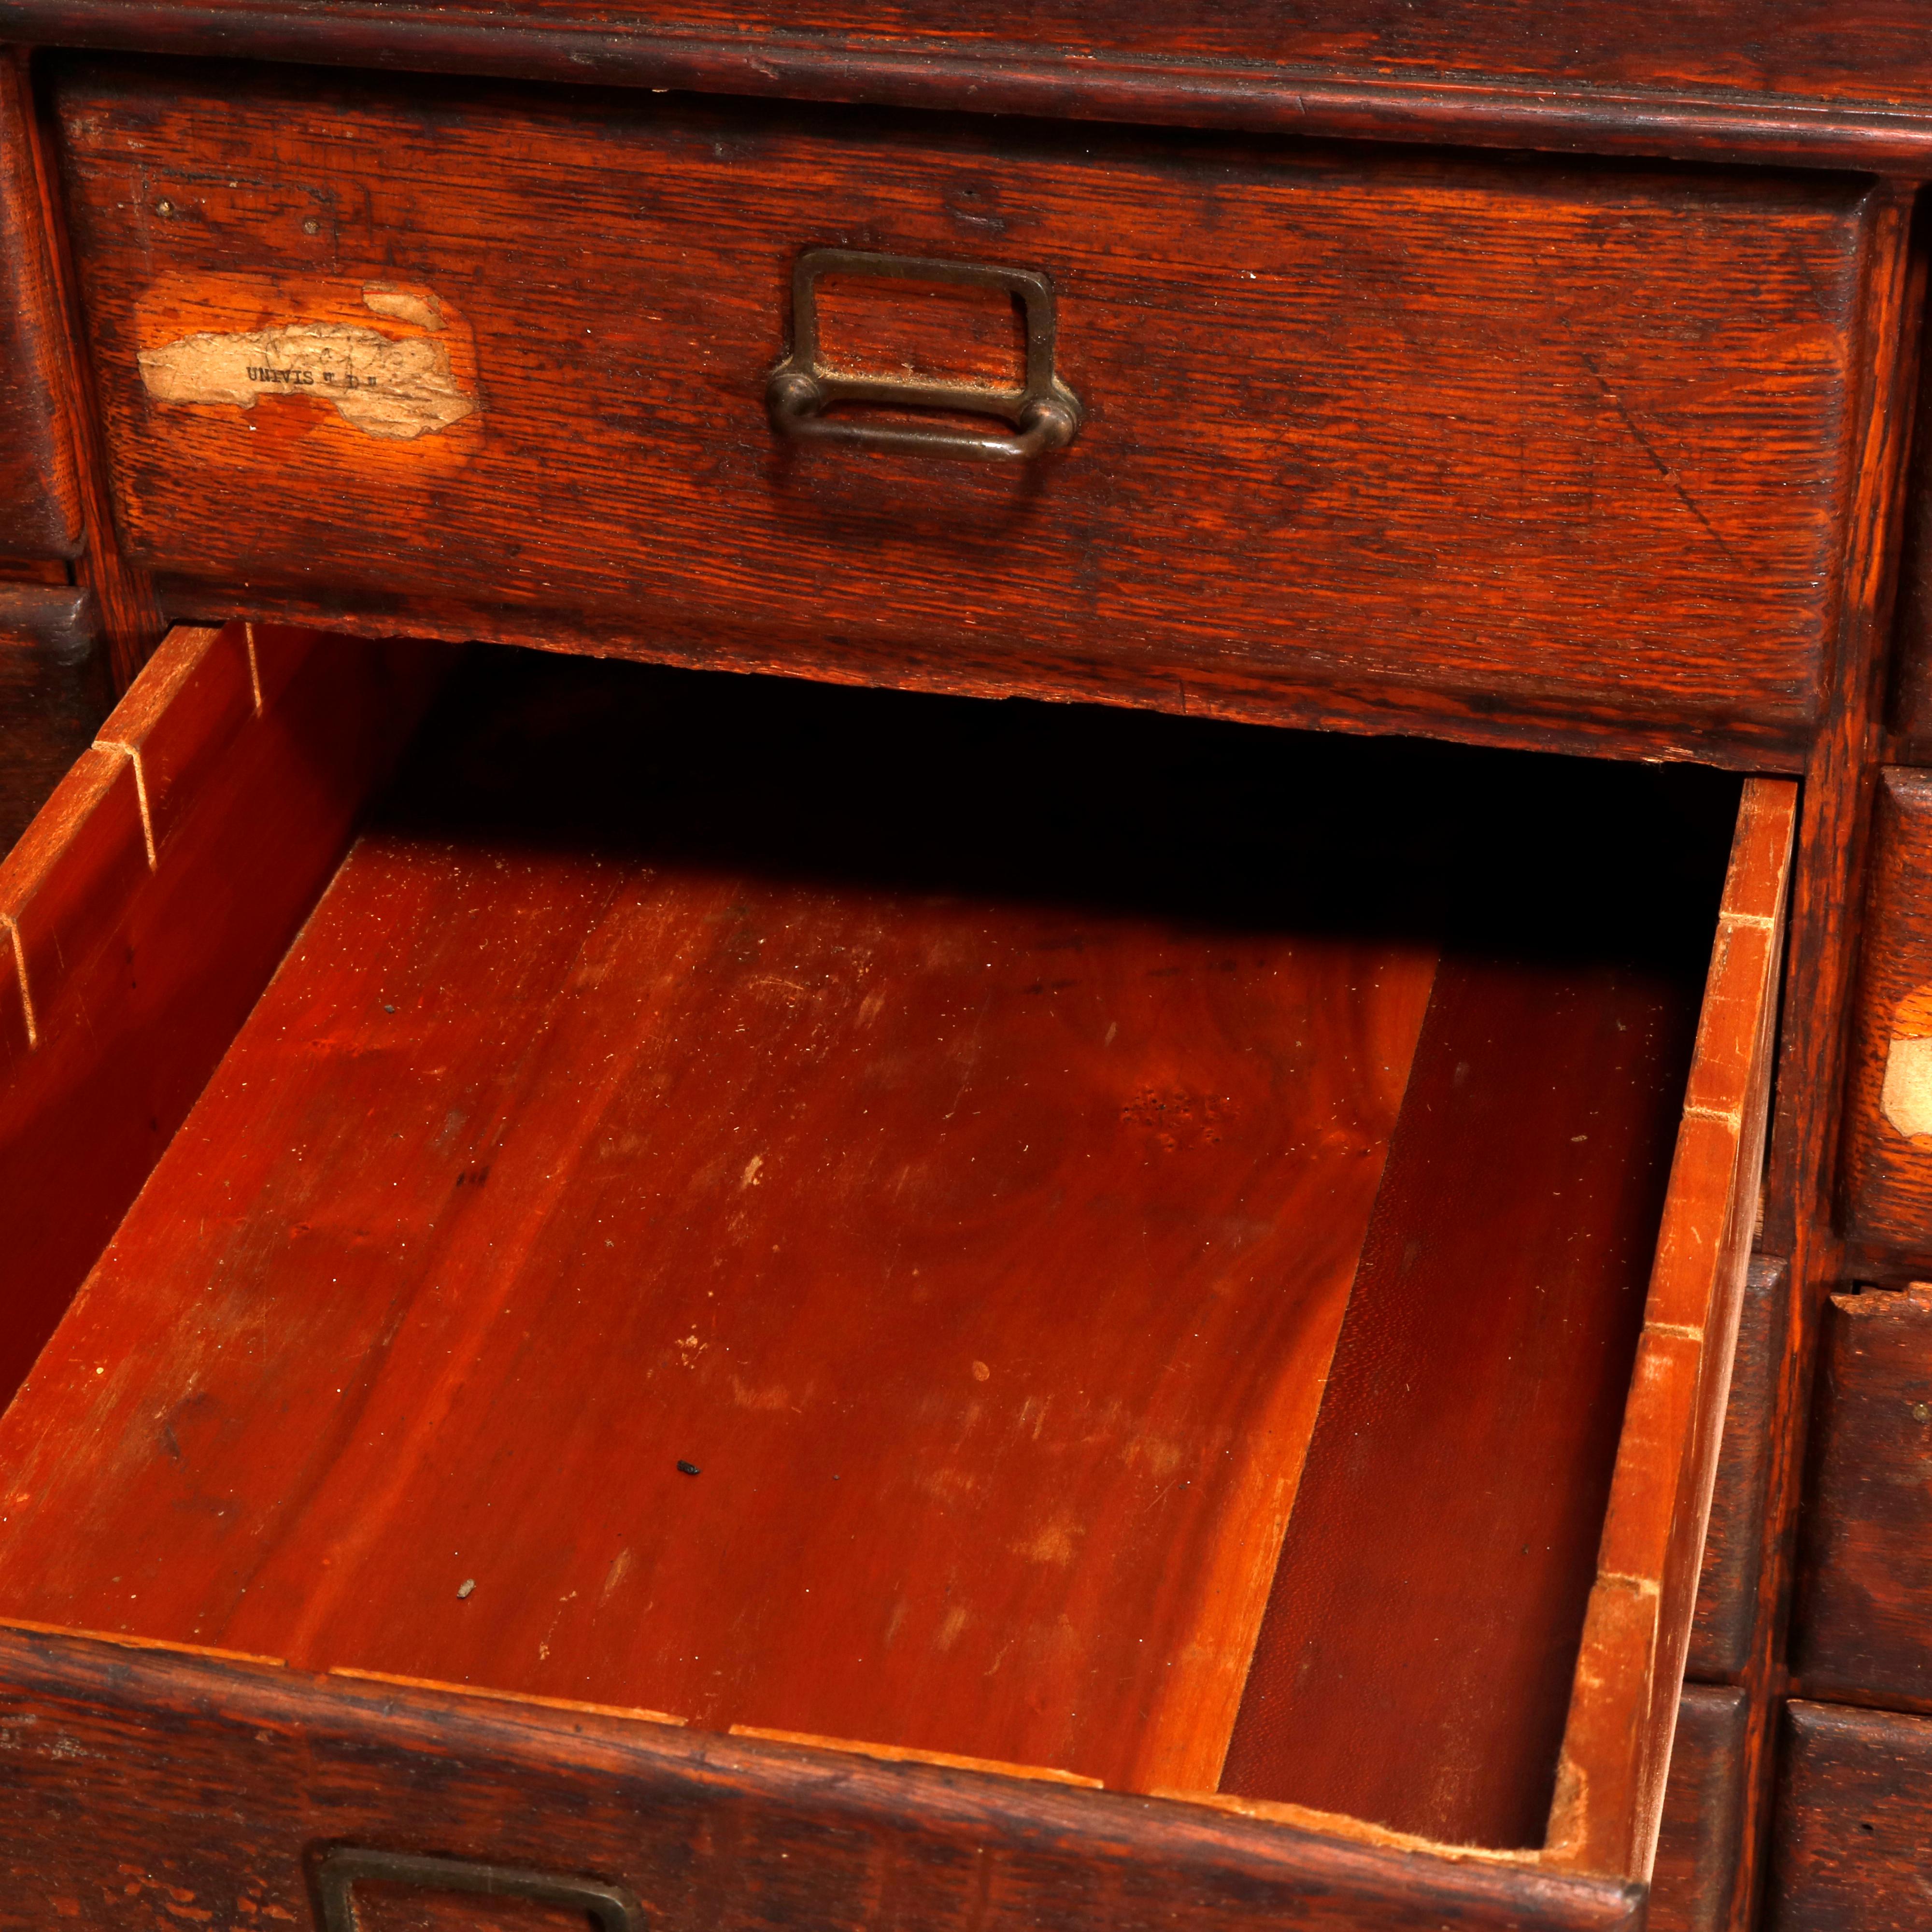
(0, 625, 1792, 1929)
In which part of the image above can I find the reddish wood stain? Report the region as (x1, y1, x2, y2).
(0, 648, 1744, 1827)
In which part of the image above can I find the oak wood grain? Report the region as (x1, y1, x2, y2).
(49, 60, 1875, 756)
(1760, 186, 1924, 1262)
(1719, 189, 1924, 1932)
(11, 45, 166, 683)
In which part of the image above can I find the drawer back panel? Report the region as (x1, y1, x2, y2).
(50, 59, 1871, 751)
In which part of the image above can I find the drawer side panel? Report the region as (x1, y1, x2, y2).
(0, 623, 450, 1406)
(1546, 777, 1798, 1881)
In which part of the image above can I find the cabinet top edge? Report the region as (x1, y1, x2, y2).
(10, 1, 1932, 178)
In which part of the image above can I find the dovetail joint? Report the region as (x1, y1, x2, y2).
(95, 740, 156, 871)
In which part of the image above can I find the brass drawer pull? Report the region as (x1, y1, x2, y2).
(315, 1847, 645, 1932)
(767, 247, 1082, 461)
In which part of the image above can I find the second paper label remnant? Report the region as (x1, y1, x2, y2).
(1882, 985, 1932, 1142)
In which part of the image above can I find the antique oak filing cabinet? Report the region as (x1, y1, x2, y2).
(1, 6, 1931, 1931)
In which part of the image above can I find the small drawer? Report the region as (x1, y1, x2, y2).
(1840, 771, 1932, 1266)
(0, 586, 108, 859)
(0, 55, 82, 562)
(1687, 1252, 1790, 1680)
(1886, 288, 1932, 760)
(48, 57, 1876, 755)
(1791, 1283, 1932, 1704)
(0, 626, 1791, 1922)
(1767, 1701, 1932, 1932)
(1649, 1685, 1749, 1932)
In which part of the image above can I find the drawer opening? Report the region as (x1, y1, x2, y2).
(0, 629, 1788, 1867)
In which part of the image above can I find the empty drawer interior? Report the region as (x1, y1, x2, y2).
(0, 639, 1753, 1853)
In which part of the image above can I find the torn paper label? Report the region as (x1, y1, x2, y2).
(138, 321, 476, 440)
(1883, 985, 1932, 1141)
(359, 281, 444, 331)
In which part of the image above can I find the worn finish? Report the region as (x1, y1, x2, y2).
(50, 61, 1875, 759)
(1648, 1686, 1748, 1932)
(1686, 1255, 1791, 1684)
(1790, 1283, 1932, 1706)
(0, 586, 108, 856)
(0, 621, 448, 1406)
(0, 50, 81, 559)
(0, 1624, 1646, 1932)
(1842, 772, 1932, 1267)
(16, 3, 1932, 173)
(1766, 1701, 1932, 1932)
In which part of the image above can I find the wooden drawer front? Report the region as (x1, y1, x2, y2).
(1648, 1686, 1748, 1932)
(0, 1627, 1647, 1932)
(0, 587, 108, 858)
(0, 54, 82, 561)
(1686, 1254, 1790, 1680)
(1889, 284, 1932, 760)
(52, 59, 1873, 753)
(1841, 771, 1932, 1264)
(1767, 1701, 1932, 1932)
(1791, 1285, 1932, 1704)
